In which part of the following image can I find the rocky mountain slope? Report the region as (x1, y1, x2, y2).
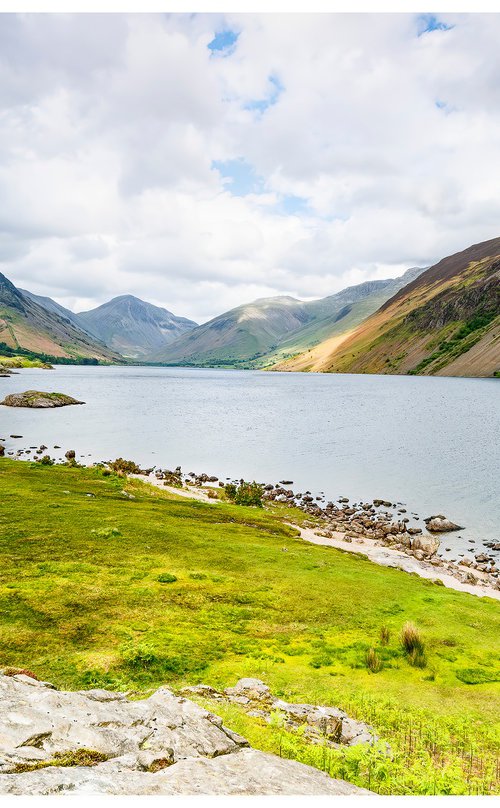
(0, 273, 119, 362)
(151, 268, 425, 368)
(76, 295, 198, 358)
(20, 289, 87, 332)
(274, 237, 500, 377)
(0, 672, 368, 795)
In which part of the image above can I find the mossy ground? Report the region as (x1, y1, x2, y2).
(0, 459, 498, 794)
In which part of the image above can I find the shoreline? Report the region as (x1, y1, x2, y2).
(135, 473, 500, 602)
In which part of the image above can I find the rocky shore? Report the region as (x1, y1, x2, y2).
(0, 672, 369, 795)
(1, 439, 498, 598)
(138, 468, 500, 600)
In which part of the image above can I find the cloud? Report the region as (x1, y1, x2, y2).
(0, 12, 499, 322)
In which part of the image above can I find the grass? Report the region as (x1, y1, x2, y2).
(0, 355, 52, 370)
(12, 749, 107, 774)
(0, 459, 499, 794)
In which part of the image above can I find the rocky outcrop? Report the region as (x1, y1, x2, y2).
(0, 674, 369, 795)
(182, 678, 378, 748)
(0, 391, 84, 408)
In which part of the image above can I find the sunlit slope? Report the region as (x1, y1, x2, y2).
(275, 238, 500, 377)
(151, 269, 425, 369)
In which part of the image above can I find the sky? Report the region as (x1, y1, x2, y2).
(0, 12, 499, 323)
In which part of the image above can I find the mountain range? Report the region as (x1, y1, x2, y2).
(274, 237, 500, 377)
(2, 235, 499, 377)
(149, 267, 425, 368)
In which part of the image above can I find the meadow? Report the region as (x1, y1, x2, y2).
(0, 459, 498, 794)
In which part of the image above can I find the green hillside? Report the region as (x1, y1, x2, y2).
(0, 459, 499, 794)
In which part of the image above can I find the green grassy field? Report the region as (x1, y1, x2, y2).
(0, 459, 498, 794)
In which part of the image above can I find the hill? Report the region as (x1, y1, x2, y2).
(151, 268, 426, 369)
(274, 238, 500, 377)
(0, 273, 119, 362)
(261, 267, 425, 368)
(150, 296, 314, 367)
(76, 295, 198, 358)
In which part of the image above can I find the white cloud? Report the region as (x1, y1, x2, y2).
(0, 12, 499, 322)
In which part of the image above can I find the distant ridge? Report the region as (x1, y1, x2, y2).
(150, 267, 427, 368)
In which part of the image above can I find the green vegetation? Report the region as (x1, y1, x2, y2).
(0, 354, 52, 369)
(12, 749, 108, 774)
(0, 342, 102, 366)
(224, 480, 264, 507)
(108, 458, 142, 474)
(409, 313, 499, 375)
(0, 459, 498, 794)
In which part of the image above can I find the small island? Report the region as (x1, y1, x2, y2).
(0, 390, 84, 408)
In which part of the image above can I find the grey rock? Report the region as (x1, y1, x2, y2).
(0, 674, 368, 795)
(424, 516, 463, 533)
(411, 534, 440, 557)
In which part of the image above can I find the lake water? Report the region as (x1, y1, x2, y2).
(1, 365, 499, 558)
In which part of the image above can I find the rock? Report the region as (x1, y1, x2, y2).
(1, 391, 84, 409)
(65, 450, 76, 461)
(411, 534, 440, 557)
(424, 516, 464, 533)
(218, 679, 377, 749)
(0, 445, 4, 457)
(0, 675, 368, 795)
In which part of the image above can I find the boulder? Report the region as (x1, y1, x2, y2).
(424, 516, 463, 533)
(0, 391, 84, 409)
(411, 534, 440, 557)
(0, 674, 368, 795)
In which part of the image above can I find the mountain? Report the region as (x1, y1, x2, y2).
(0, 273, 120, 362)
(150, 296, 314, 367)
(274, 237, 500, 377)
(260, 267, 426, 368)
(20, 289, 86, 331)
(150, 268, 426, 369)
(76, 295, 198, 358)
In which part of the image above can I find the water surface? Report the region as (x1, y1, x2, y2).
(1, 365, 498, 557)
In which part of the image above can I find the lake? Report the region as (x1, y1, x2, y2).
(1, 365, 499, 558)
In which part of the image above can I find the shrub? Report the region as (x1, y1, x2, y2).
(380, 626, 390, 646)
(157, 572, 177, 583)
(40, 455, 54, 466)
(225, 481, 263, 507)
(108, 458, 141, 474)
(366, 647, 383, 673)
